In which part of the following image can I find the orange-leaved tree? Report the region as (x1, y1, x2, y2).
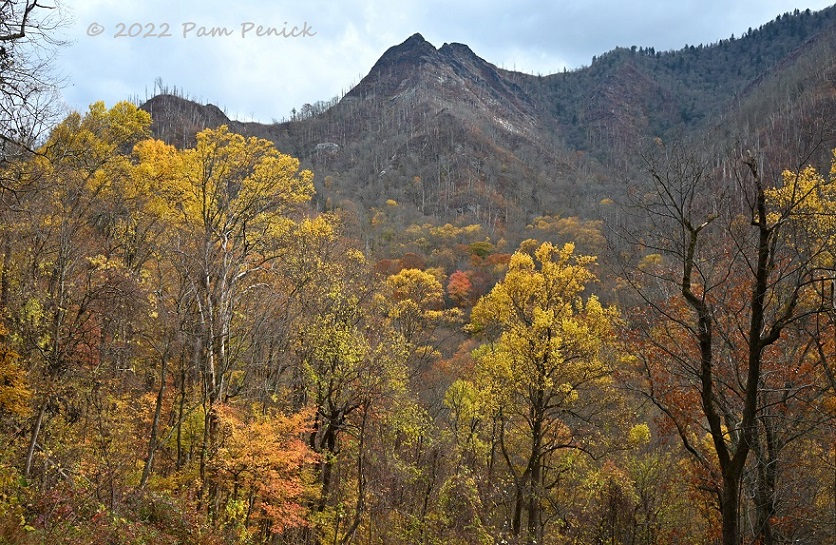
(619, 139, 836, 545)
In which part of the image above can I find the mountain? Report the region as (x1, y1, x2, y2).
(139, 6, 836, 252)
(344, 33, 538, 137)
(518, 5, 836, 165)
(141, 93, 232, 148)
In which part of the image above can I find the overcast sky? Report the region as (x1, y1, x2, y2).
(56, 0, 836, 123)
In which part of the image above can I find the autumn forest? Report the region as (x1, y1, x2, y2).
(3, 2, 836, 545)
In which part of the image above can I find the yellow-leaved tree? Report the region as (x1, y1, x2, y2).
(381, 267, 462, 375)
(11, 101, 153, 479)
(467, 241, 619, 544)
(136, 125, 315, 514)
(291, 242, 411, 544)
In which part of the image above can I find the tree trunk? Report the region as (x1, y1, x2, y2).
(721, 474, 742, 545)
(499, 414, 526, 538)
(176, 367, 187, 469)
(317, 419, 339, 511)
(340, 403, 368, 545)
(527, 410, 544, 545)
(0, 238, 11, 312)
(140, 355, 167, 488)
(512, 482, 524, 537)
(24, 400, 47, 478)
(753, 411, 779, 545)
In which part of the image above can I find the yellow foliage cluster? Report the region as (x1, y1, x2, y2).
(0, 336, 30, 418)
(526, 214, 606, 252)
(468, 241, 620, 434)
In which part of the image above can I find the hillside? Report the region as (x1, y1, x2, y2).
(6, 5, 836, 544)
(140, 5, 836, 252)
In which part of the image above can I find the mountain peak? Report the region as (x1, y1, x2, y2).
(439, 41, 476, 57)
(344, 33, 507, 103)
(379, 32, 439, 64)
(404, 32, 428, 44)
(343, 34, 441, 100)
(342, 32, 537, 133)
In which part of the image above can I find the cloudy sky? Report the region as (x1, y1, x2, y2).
(56, 0, 835, 123)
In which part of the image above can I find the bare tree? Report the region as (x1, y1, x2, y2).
(615, 135, 836, 545)
(0, 0, 64, 162)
